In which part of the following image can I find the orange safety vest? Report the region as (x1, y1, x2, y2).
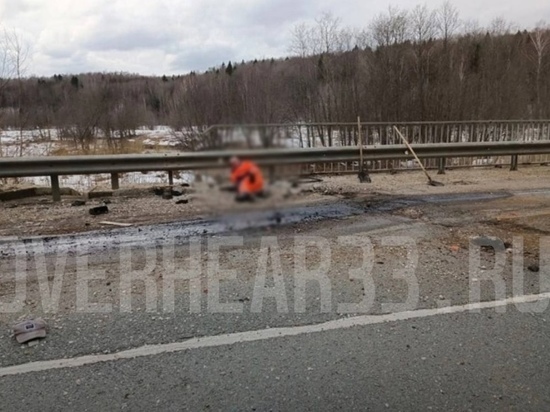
(230, 161, 264, 194)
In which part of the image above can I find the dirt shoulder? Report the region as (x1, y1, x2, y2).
(1, 165, 550, 238)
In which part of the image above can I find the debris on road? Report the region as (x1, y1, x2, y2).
(71, 200, 86, 207)
(3, 167, 550, 238)
(89, 205, 109, 215)
(175, 199, 189, 205)
(99, 221, 132, 227)
(13, 318, 47, 344)
(471, 236, 506, 251)
(396, 208, 423, 219)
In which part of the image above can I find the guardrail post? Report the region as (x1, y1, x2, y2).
(111, 173, 119, 190)
(510, 155, 519, 171)
(438, 157, 446, 174)
(168, 170, 174, 186)
(50, 175, 61, 202)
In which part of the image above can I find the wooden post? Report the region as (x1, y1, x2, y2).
(168, 170, 174, 186)
(51, 175, 61, 202)
(111, 173, 119, 190)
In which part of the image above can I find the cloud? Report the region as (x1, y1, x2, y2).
(82, 27, 176, 52)
(242, 0, 318, 29)
(2, 0, 549, 77)
(0, 0, 34, 20)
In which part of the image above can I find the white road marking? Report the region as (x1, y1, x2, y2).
(1, 292, 549, 377)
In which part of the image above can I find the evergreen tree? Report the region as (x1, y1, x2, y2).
(70, 76, 80, 89)
(225, 61, 234, 76)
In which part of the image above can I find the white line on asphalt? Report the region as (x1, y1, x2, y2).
(1, 292, 549, 377)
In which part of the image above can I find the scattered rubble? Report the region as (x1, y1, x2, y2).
(396, 208, 424, 219)
(2, 168, 550, 238)
(89, 205, 109, 215)
(528, 264, 540, 272)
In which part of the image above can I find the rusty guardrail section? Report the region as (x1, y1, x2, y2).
(202, 120, 550, 173)
(2, 140, 550, 201)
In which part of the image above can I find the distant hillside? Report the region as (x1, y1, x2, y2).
(1, 5, 549, 146)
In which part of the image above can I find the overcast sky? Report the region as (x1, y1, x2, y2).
(1, 0, 548, 77)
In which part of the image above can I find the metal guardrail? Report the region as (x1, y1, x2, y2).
(2, 141, 550, 201)
(200, 120, 550, 173)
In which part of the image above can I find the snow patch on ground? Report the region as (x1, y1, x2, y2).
(20, 171, 195, 193)
(0, 126, 180, 157)
(0, 126, 199, 191)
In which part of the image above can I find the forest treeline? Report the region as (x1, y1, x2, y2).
(0, 2, 549, 149)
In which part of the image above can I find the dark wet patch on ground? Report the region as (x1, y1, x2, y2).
(0, 190, 543, 258)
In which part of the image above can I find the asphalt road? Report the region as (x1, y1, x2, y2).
(1, 303, 549, 411)
(1, 189, 550, 411)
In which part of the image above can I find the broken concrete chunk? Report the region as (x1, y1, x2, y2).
(153, 187, 164, 196)
(89, 205, 109, 215)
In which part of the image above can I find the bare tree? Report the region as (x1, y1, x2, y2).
(489, 17, 516, 35)
(369, 5, 410, 47)
(3, 28, 31, 156)
(526, 21, 550, 117)
(410, 4, 438, 120)
(0, 30, 15, 91)
(461, 18, 484, 38)
(289, 12, 357, 57)
(410, 4, 437, 43)
(289, 23, 312, 57)
(354, 29, 372, 49)
(436, 1, 461, 44)
(314, 12, 342, 54)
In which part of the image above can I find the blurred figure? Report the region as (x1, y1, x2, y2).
(229, 156, 265, 201)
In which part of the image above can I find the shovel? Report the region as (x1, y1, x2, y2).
(393, 126, 444, 187)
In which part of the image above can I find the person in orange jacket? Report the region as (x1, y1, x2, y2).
(229, 156, 265, 201)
